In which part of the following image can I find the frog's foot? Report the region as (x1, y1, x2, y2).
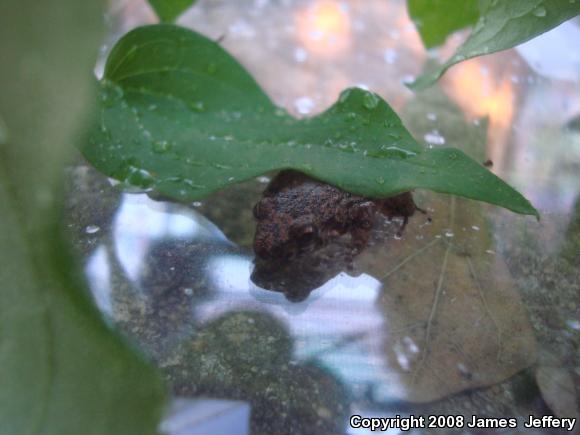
(395, 216, 409, 238)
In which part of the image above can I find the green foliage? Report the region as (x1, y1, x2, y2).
(408, 0, 480, 49)
(408, 0, 580, 90)
(81, 24, 537, 217)
(0, 1, 166, 434)
(148, 0, 198, 22)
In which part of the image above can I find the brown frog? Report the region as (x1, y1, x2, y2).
(252, 170, 422, 262)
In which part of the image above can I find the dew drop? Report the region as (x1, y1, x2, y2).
(339, 89, 353, 104)
(101, 82, 124, 108)
(206, 63, 218, 74)
(153, 140, 172, 153)
(85, 225, 100, 234)
(190, 101, 206, 112)
(383, 146, 416, 158)
(124, 166, 155, 188)
(362, 92, 380, 110)
(532, 6, 546, 17)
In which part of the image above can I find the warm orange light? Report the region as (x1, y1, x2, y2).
(296, 1, 352, 57)
(444, 59, 515, 167)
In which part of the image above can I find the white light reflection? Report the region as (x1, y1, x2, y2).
(114, 193, 227, 282)
(517, 21, 580, 82)
(196, 255, 401, 397)
(85, 245, 112, 317)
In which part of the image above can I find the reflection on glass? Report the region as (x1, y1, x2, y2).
(72, 0, 580, 432)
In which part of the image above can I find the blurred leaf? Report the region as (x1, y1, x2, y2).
(0, 1, 165, 434)
(408, 0, 580, 90)
(148, 0, 198, 22)
(81, 24, 537, 217)
(408, 0, 480, 49)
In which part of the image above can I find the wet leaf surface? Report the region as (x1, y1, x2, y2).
(81, 24, 537, 217)
(409, 0, 580, 90)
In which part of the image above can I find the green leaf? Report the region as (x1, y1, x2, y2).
(408, 0, 580, 90)
(81, 24, 537, 217)
(0, 1, 166, 434)
(148, 0, 198, 22)
(408, 0, 480, 49)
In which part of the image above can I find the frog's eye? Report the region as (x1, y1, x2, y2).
(291, 224, 317, 242)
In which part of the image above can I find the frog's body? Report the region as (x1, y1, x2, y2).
(252, 170, 420, 261)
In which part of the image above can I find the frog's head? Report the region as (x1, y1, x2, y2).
(252, 198, 321, 260)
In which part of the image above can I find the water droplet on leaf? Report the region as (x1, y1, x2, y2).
(190, 101, 205, 112)
(124, 166, 155, 188)
(362, 92, 380, 110)
(85, 225, 100, 234)
(206, 63, 218, 74)
(532, 6, 546, 17)
(153, 140, 172, 153)
(339, 89, 353, 104)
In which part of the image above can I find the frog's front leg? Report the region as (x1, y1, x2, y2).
(348, 201, 376, 252)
